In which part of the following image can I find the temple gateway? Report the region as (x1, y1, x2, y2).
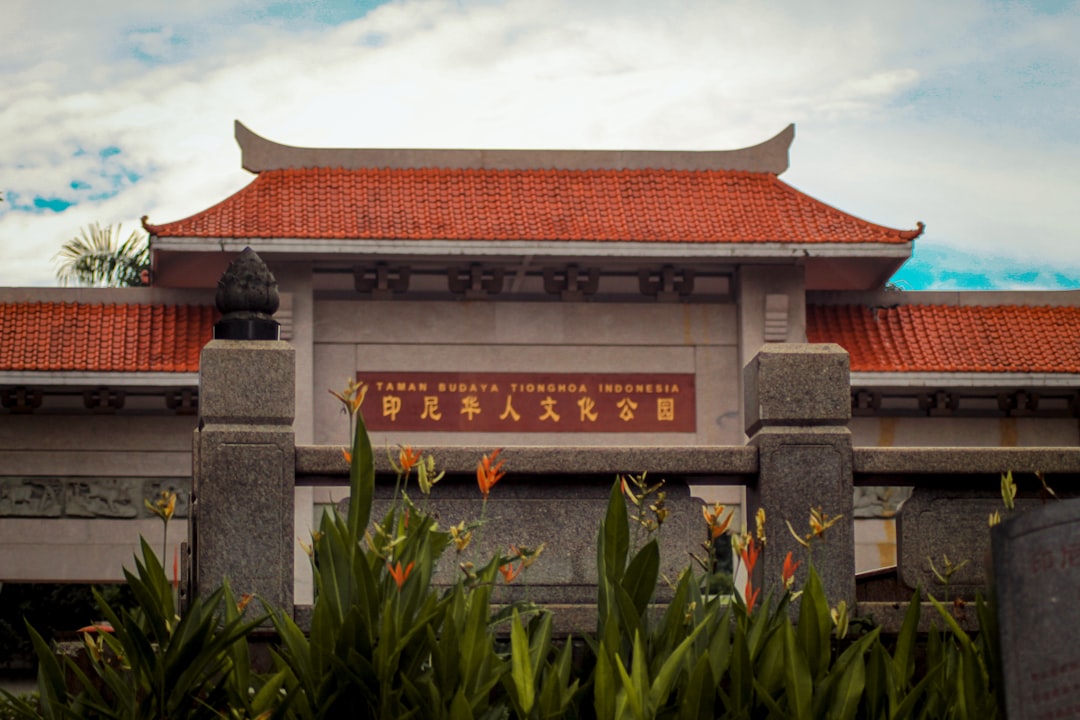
(2, 121, 1077, 598)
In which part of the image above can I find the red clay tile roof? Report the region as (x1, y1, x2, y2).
(145, 168, 922, 244)
(808, 304, 1080, 373)
(0, 303, 215, 373)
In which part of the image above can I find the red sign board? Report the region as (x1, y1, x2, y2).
(357, 372, 695, 433)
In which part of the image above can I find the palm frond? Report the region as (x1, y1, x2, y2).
(54, 222, 150, 287)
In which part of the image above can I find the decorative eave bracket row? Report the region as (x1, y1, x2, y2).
(0, 386, 197, 414)
(354, 262, 699, 301)
(852, 388, 1080, 418)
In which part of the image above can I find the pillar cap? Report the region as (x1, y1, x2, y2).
(744, 343, 850, 436)
(214, 248, 280, 340)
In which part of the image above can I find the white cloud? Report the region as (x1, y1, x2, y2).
(1, 0, 1079, 287)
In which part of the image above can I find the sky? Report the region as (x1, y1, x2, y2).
(1, 0, 1078, 290)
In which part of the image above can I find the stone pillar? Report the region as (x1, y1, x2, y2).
(744, 343, 854, 608)
(191, 249, 295, 613)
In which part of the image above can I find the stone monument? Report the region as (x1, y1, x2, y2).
(993, 499, 1080, 719)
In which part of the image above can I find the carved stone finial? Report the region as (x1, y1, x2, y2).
(213, 248, 281, 340)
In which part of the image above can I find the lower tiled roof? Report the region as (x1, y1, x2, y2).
(0, 302, 216, 373)
(6, 300, 1076, 376)
(808, 303, 1080, 373)
(145, 167, 922, 245)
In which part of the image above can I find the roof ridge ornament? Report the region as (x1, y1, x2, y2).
(213, 247, 280, 340)
(234, 120, 794, 174)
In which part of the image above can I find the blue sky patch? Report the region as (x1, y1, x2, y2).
(32, 197, 75, 213)
(890, 243, 1080, 290)
(258, 0, 395, 26)
(122, 25, 193, 67)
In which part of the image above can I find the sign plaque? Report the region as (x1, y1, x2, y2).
(358, 371, 695, 433)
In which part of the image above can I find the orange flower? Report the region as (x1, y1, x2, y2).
(808, 506, 841, 539)
(499, 561, 523, 583)
(342, 448, 352, 464)
(477, 448, 505, 498)
(782, 551, 801, 590)
(144, 490, 177, 522)
(76, 623, 114, 633)
(739, 535, 760, 575)
(739, 535, 761, 614)
(702, 502, 733, 539)
(745, 585, 761, 614)
(399, 446, 422, 473)
(237, 593, 254, 613)
(387, 560, 415, 590)
(329, 380, 367, 416)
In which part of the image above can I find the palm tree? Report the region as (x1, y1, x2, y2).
(54, 222, 150, 287)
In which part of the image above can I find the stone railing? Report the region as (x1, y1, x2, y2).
(190, 252, 1080, 633)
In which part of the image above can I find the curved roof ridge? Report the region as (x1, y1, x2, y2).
(235, 120, 795, 175)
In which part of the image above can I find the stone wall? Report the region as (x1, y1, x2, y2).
(0, 414, 194, 582)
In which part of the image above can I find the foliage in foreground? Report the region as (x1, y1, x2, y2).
(1, 409, 1004, 718)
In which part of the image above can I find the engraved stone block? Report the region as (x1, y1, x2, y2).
(993, 499, 1080, 719)
(0, 478, 62, 517)
(65, 478, 140, 518)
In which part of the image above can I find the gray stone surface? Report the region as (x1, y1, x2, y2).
(744, 344, 850, 436)
(198, 340, 295, 425)
(855, 447, 1080, 477)
(193, 341, 296, 612)
(898, 488, 998, 597)
(749, 430, 856, 608)
(744, 344, 856, 608)
(295, 444, 757, 478)
(993, 499, 1080, 719)
(332, 477, 707, 607)
(899, 488, 1077, 598)
(194, 428, 294, 608)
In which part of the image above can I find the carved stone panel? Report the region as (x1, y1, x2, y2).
(65, 478, 140, 518)
(0, 478, 62, 516)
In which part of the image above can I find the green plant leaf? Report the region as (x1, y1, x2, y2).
(796, 566, 832, 681)
(510, 609, 536, 716)
(647, 618, 709, 715)
(782, 620, 812, 720)
(348, 411, 376, 537)
(594, 645, 618, 720)
(752, 677, 787, 719)
(893, 587, 921, 687)
(450, 688, 475, 720)
(827, 634, 877, 720)
(678, 652, 714, 720)
(622, 539, 660, 617)
(601, 480, 630, 584)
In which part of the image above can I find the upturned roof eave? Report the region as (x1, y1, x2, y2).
(148, 237, 914, 260)
(0, 370, 200, 387)
(235, 120, 796, 174)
